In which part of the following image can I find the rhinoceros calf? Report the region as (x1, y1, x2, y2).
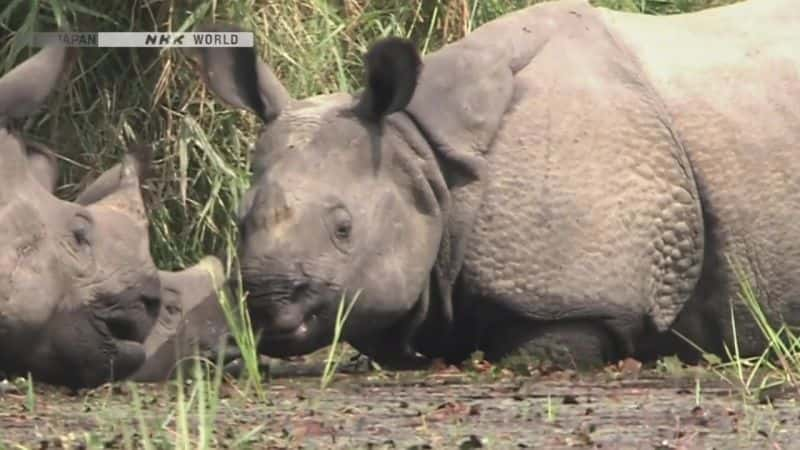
(0, 45, 231, 387)
(191, 0, 800, 370)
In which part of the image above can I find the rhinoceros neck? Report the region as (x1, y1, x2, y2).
(383, 112, 459, 355)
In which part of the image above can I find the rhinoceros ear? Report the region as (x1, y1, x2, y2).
(353, 37, 422, 122)
(189, 23, 289, 124)
(0, 45, 77, 124)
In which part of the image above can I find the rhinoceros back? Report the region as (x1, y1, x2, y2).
(455, 0, 705, 352)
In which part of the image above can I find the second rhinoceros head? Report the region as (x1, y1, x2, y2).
(0, 45, 227, 388)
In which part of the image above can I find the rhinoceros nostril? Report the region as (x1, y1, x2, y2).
(106, 316, 138, 342)
(290, 279, 311, 303)
(141, 294, 160, 317)
(138, 275, 162, 317)
(291, 277, 309, 289)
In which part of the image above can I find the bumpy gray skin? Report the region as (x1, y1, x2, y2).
(192, 0, 799, 369)
(0, 46, 230, 388)
(599, 0, 800, 361)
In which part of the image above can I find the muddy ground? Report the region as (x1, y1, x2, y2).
(1, 350, 798, 449)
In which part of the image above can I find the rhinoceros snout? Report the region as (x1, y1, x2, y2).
(95, 276, 161, 344)
(239, 259, 342, 356)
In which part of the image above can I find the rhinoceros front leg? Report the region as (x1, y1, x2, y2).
(482, 320, 617, 371)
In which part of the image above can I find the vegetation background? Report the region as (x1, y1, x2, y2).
(0, 0, 742, 272)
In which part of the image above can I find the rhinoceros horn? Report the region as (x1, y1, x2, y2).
(74, 143, 152, 228)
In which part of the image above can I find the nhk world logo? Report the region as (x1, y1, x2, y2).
(29, 32, 253, 48)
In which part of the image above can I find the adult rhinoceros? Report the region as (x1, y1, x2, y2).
(191, 0, 800, 370)
(0, 45, 230, 388)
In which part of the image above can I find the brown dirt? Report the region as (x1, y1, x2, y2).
(1, 354, 798, 449)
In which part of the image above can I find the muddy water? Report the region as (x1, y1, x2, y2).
(1, 362, 798, 449)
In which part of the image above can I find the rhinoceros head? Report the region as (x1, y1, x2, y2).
(0, 45, 222, 388)
(192, 26, 453, 362)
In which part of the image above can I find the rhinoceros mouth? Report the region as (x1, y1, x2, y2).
(237, 263, 346, 356)
(257, 318, 327, 358)
(259, 314, 315, 341)
(253, 300, 326, 338)
(247, 290, 340, 357)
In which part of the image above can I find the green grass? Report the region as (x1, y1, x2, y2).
(111, 354, 261, 449)
(668, 257, 800, 402)
(23, 373, 35, 415)
(320, 289, 362, 389)
(213, 247, 266, 401)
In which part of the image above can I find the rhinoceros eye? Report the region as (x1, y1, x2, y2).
(325, 205, 353, 254)
(335, 221, 351, 240)
(70, 213, 93, 247)
(332, 208, 352, 241)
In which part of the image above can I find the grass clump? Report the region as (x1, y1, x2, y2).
(320, 290, 362, 389)
(212, 244, 267, 401)
(125, 354, 263, 450)
(217, 284, 265, 401)
(672, 256, 800, 402)
(714, 260, 800, 399)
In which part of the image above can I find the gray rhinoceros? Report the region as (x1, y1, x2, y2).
(0, 44, 230, 387)
(190, 0, 800, 370)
